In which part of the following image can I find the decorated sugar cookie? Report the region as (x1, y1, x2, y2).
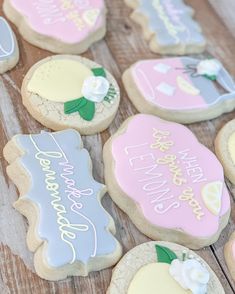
(103, 114, 230, 249)
(3, 0, 106, 54)
(224, 232, 235, 281)
(3, 129, 122, 281)
(107, 241, 224, 294)
(125, 0, 206, 55)
(21, 55, 120, 135)
(215, 119, 235, 184)
(123, 57, 235, 123)
(0, 16, 19, 73)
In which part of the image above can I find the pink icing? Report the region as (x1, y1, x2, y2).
(131, 58, 207, 110)
(111, 114, 230, 237)
(10, 0, 105, 43)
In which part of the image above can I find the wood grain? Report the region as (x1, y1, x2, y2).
(0, 0, 235, 293)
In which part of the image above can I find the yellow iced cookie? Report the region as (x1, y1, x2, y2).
(128, 263, 190, 294)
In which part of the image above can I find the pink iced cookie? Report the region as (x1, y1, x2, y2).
(224, 232, 235, 281)
(123, 57, 235, 123)
(3, 0, 106, 53)
(103, 114, 231, 249)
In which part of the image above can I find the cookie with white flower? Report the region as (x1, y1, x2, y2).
(107, 241, 224, 294)
(21, 55, 120, 135)
(123, 57, 235, 123)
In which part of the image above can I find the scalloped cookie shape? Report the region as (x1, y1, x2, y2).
(0, 16, 19, 73)
(3, 129, 122, 281)
(103, 114, 230, 249)
(3, 0, 107, 53)
(124, 0, 206, 55)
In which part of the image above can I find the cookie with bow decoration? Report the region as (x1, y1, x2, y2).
(103, 114, 231, 249)
(123, 57, 235, 123)
(3, 129, 122, 281)
(0, 16, 19, 73)
(107, 241, 224, 294)
(21, 55, 120, 135)
(3, 0, 107, 54)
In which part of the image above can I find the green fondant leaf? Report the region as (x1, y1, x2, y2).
(155, 245, 177, 264)
(92, 67, 106, 77)
(64, 97, 87, 114)
(78, 100, 95, 121)
(204, 74, 217, 81)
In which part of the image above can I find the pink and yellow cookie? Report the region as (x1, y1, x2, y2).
(21, 55, 120, 135)
(3, 129, 122, 281)
(224, 232, 235, 281)
(215, 119, 235, 185)
(3, 0, 106, 54)
(123, 57, 235, 123)
(103, 114, 231, 249)
(107, 241, 224, 294)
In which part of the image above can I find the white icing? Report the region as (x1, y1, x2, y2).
(153, 63, 172, 74)
(197, 59, 221, 77)
(156, 82, 175, 96)
(169, 259, 210, 294)
(81, 76, 110, 102)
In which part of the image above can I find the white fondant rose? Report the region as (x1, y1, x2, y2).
(197, 59, 221, 77)
(82, 76, 110, 103)
(169, 259, 210, 294)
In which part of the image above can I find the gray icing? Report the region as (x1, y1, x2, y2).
(16, 129, 117, 268)
(0, 17, 15, 60)
(181, 57, 235, 105)
(137, 0, 205, 46)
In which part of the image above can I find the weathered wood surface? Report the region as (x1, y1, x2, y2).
(0, 0, 235, 293)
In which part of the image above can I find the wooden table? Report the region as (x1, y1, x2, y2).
(0, 0, 235, 293)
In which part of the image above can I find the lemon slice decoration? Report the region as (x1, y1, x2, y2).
(177, 76, 200, 96)
(202, 181, 223, 215)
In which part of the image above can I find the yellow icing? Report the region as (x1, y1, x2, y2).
(27, 59, 93, 102)
(228, 132, 235, 164)
(128, 263, 191, 294)
(177, 76, 200, 96)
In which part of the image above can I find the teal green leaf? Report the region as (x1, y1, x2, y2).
(64, 97, 87, 114)
(92, 67, 106, 77)
(78, 100, 95, 121)
(204, 74, 217, 81)
(155, 245, 177, 264)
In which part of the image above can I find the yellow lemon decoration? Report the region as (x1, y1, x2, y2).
(83, 9, 100, 26)
(127, 263, 190, 294)
(27, 59, 93, 103)
(177, 76, 200, 96)
(202, 181, 223, 215)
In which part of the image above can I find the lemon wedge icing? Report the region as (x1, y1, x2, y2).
(202, 181, 223, 216)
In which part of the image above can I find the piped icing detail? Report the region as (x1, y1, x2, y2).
(0, 16, 16, 60)
(131, 57, 235, 110)
(15, 129, 118, 267)
(111, 114, 230, 238)
(130, 0, 205, 50)
(9, 0, 106, 43)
